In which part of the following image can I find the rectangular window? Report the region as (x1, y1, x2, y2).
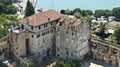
(42, 32, 45, 36)
(44, 24, 48, 28)
(66, 51, 69, 55)
(51, 22, 53, 25)
(38, 26, 41, 29)
(37, 34, 40, 38)
(31, 26, 33, 30)
(46, 24, 48, 27)
(67, 30, 68, 34)
(43, 38, 45, 43)
(44, 24, 46, 28)
(32, 34, 34, 38)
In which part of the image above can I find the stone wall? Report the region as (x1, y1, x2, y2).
(0, 36, 9, 60)
(56, 17, 90, 60)
(90, 37, 120, 67)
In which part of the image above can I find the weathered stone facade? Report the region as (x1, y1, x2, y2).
(56, 17, 90, 60)
(90, 37, 120, 67)
(9, 10, 90, 63)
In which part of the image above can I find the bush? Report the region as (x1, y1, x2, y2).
(54, 60, 81, 67)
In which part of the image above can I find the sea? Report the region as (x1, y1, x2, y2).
(36, 0, 120, 12)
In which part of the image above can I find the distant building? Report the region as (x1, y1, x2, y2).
(107, 21, 120, 33)
(9, 10, 90, 63)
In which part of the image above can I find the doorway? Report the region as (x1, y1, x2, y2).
(25, 39, 29, 55)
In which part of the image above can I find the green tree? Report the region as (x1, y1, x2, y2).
(25, 0, 35, 17)
(94, 10, 104, 18)
(64, 9, 71, 15)
(98, 22, 108, 37)
(60, 10, 65, 14)
(94, 9, 112, 18)
(4, 5, 17, 14)
(0, 14, 19, 38)
(81, 10, 93, 17)
(27, 56, 40, 67)
(73, 8, 81, 15)
(114, 25, 120, 44)
(85, 10, 93, 16)
(0, 3, 4, 14)
(74, 11, 82, 19)
(104, 10, 112, 18)
(83, 16, 93, 29)
(0, 0, 17, 14)
(112, 7, 120, 19)
(0, 0, 12, 5)
(108, 34, 115, 43)
(54, 60, 81, 67)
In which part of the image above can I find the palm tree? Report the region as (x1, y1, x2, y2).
(82, 16, 93, 30)
(74, 11, 82, 19)
(98, 22, 108, 37)
(108, 34, 115, 42)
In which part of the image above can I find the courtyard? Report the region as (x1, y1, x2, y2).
(82, 59, 116, 67)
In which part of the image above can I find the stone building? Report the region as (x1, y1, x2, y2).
(0, 37, 9, 60)
(9, 10, 90, 62)
(90, 37, 120, 67)
(56, 17, 90, 60)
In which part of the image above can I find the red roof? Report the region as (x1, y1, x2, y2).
(20, 10, 62, 26)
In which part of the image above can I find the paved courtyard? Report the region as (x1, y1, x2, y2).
(81, 59, 117, 67)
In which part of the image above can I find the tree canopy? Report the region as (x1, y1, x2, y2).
(60, 8, 93, 17)
(95, 22, 108, 39)
(94, 10, 112, 18)
(25, 0, 35, 17)
(54, 60, 81, 67)
(0, 0, 17, 14)
(74, 11, 82, 19)
(0, 14, 19, 38)
(112, 7, 120, 19)
(81, 10, 93, 17)
(73, 8, 81, 14)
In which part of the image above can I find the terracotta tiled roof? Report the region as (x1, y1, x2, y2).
(20, 10, 63, 26)
(57, 17, 81, 27)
